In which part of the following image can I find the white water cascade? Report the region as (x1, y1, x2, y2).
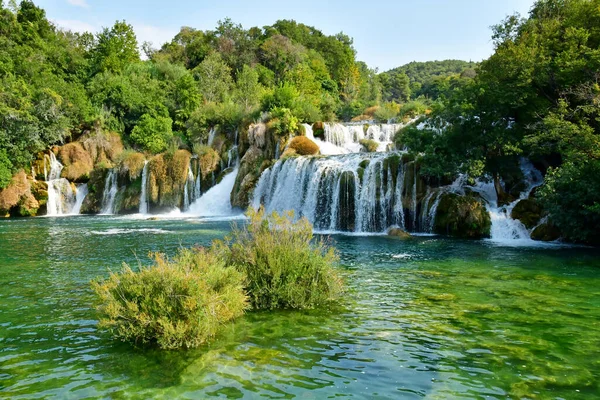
(252, 153, 418, 233)
(139, 161, 149, 214)
(45, 153, 78, 216)
(302, 123, 406, 156)
(100, 169, 118, 214)
(187, 168, 239, 217)
(70, 184, 88, 215)
(450, 159, 544, 242)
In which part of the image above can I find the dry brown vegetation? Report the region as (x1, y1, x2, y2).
(289, 136, 319, 156)
(148, 150, 191, 206)
(118, 150, 146, 180)
(0, 170, 30, 213)
(59, 143, 94, 182)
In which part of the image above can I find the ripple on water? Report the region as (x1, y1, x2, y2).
(0, 217, 599, 399)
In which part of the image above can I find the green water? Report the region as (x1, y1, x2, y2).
(0, 216, 599, 399)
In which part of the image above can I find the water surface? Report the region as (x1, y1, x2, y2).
(0, 216, 599, 399)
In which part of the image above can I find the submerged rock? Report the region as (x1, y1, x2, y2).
(388, 228, 411, 239)
(531, 223, 561, 242)
(511, 198, 543, 229)
(434, 193, 491, 239)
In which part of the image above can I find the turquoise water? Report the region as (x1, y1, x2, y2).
(0, 216, 599, 399)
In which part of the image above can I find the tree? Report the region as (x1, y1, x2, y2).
(234, 65, 262, 112)
(193, 52, 233, 103)
(91, 21, 139, 74)
(130, 113, 173, 154)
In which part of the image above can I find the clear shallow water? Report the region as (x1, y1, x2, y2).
(0, 216, 599, 399)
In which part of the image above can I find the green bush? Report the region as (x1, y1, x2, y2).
(226, 208, 343, 310)
(91, 247, 248, 349)
(130, 113, 174, 154)
(360, 139, 379, 153)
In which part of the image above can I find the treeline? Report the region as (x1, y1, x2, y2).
(1, 1, 448, 188)
(398, 0, 600, 244)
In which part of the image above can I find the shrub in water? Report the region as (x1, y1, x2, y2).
(91, 247, 248, 349)
(226, 208, 343, 310)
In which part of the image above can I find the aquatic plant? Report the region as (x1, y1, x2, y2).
(91, 247, 248, 349)
(226, 207, 343, 310)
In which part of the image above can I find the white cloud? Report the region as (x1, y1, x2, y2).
(54, 19, 98, 34)
(67, 0, 90, 8)
(132, 23, 178, 49)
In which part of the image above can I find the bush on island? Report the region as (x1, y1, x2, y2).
(91, 247, 248, 349)
(92, 208, 344, 349)
(226, 207, 343, 310)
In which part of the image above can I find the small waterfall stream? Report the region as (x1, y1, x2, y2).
(139, 161, 149, 214)
(187, 168, 239, 217)
(100, 170, 118, 215)
(70, 184, 88, 215)
(45, 153, 78, 216)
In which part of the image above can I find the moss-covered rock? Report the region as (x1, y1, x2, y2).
(148, 150, 191, 210)
(288, 136, 319, 156)
(81, 168, 109, 214)
(312, 122, 325, 139)
(59, 142, 94, 182)
(434, 193, 491, 239)
(388, 227, 411, 239)
(81, 129, 124, 165)
(231, 146, 264, 209)
(531, 223, 561, 242)
(0, 170, 33, 217)
(359, 139, 379, 153)
(118, 151, 146, 180)
(511, 198, 543, 229)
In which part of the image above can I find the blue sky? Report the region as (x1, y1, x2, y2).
(35, 0, 536, 71)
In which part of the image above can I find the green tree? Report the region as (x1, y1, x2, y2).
(130, 113, 173, 153)
(91, 21, 139, 74)
(193, 52, 233, 103)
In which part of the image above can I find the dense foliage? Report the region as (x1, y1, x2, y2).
(398, 0, 600, 244)
(226, 208, 343, 310)
(0, 1, 436, 190)
(91, 248, 248, 349)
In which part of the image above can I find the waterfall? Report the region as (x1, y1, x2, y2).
(100, 170, 118, 215)
(466, 159, 544, 242)
(411, 162, 418, 230)
(253, 153, 412, 233)
(183, 161, 196, 211)
(187, 168, 239, 217)
(70, 184, 88, 215)
(228, 145, 239, 167)
(139, 161, 149, 214)
(45, 153, 77, 216)
(392, 162, 406, 229)
(275, 142, 280, 160)
(207, 127, 217, 146)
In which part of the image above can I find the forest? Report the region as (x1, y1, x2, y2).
(0, 0, 599, 244)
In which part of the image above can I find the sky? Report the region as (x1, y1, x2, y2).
(33, 0, 536, 71)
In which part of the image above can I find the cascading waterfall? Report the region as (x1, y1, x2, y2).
(449, 159, 544, 242)
(183, 161, 196, 211)
(187, 168, 239, 216)
(303, 123, 405, 155)
(139, 161, 149, 214)
(100, 169, 118, 215)
(45, 153, 77, 216)
(70, 184, 88, 215)
(253, 153, 415, 233)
